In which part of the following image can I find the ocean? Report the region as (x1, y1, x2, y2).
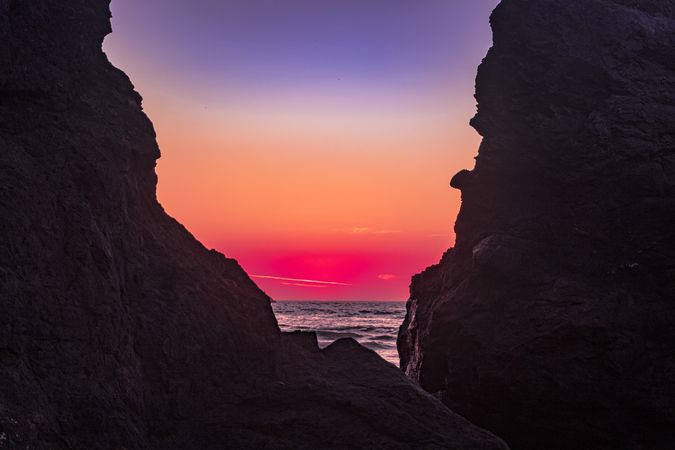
(272, 301, 407, 365)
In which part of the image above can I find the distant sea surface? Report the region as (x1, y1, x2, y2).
(272, 301, 406, 365)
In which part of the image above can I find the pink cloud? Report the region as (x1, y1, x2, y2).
(252, 274, 351, 286)
(377, 274, 397, 281)
(281, 282, 327, 289)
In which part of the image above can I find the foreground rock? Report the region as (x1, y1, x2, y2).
(399, 0, 675, 449)
(195, 333, 505, 450)
(0, 1, 507, 448)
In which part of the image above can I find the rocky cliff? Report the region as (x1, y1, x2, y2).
(0, 1, 508, 448)
(399, 0, 675, 449)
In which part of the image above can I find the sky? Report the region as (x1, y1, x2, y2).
(104, 0, 499, 301)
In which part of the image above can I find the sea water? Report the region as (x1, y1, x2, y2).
(272, 301, 406, 365)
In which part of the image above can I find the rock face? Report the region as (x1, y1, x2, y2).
(399, 0, 675, 449)
(0, 1, 509, 449)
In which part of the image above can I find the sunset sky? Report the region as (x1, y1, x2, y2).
(104, 0, 499, 301)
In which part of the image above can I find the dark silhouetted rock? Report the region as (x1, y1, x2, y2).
(0, 1, 507, 449)
(399, 1, 675, 449)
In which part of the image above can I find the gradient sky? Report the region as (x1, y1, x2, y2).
(104, 0, 499, 301)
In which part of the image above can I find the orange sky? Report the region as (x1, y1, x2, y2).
(104, 0, 497, 300)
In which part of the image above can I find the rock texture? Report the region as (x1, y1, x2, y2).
(0, 1, 508, 449)
(399, 1, 675, 449)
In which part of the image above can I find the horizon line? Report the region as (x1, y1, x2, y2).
(272, 299, 407, 303)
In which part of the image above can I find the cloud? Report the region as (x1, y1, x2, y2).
(377, 274, 397, 281)
(252, 274, 351, 286)
(333, 227, 402, 235)
(281, 282, 327, 289)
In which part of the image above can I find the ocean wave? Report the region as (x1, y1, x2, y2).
(272, 301, 406, 364)
(316, 330, 361, 339)
(369, 334, 397, 341)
